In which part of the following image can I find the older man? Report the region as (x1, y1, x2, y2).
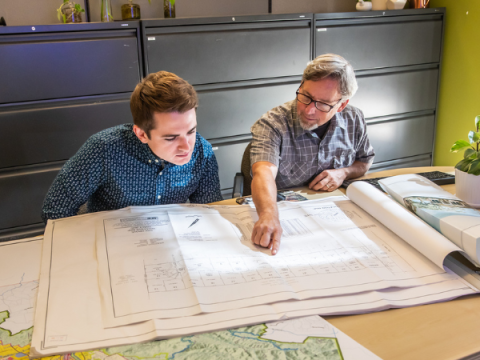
(250, 54, 375, 255)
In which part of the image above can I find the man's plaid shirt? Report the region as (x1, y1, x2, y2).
(250, 100, 375, 189)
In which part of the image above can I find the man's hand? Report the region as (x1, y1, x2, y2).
(251, 161, 281, 255)
(308, 168, 347, 192)
(252, 212, 282, 255)
(309, 160, 373, 192)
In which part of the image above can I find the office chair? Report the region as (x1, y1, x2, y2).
(232, 142, 252, 198)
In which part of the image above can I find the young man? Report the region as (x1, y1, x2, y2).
(250, 54, 375, 255)
(41, 71, 222, 222)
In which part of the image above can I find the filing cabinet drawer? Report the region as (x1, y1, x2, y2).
(367, 114, 435, 163)
(0, 165, 61, 229)
(315, 14, 442, 70)
(144, 21, 311, 85)
(0, 95, 133, 169)
(197, 80, 299, 139)
(0, 30, 141, 104)
(351, 67, 439, 119)
(210, 140, 250, 191)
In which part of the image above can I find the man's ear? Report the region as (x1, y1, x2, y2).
(337, 99, 349, 113)
(133, 125, 149, 144)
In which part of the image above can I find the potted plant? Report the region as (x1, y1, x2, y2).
(450, 115, 480, 207)
(57, 0, 84, 23)
(120, 0, 175, 21)
(356, 0, 372, 11)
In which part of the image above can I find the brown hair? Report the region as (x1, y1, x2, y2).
(130, 71, 198, 137)
(303, 54, 358, 100)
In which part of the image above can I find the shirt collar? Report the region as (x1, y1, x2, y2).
(290, 100, 347, 139)
(128, 127, 164, 166)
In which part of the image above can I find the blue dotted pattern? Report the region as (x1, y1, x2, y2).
(42, 124, 223, 223)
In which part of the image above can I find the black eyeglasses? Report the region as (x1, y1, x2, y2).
(296, 89, 342, 113)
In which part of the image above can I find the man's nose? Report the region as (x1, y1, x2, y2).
(306, 101, 317, 114)
(178, 136, 190, 152)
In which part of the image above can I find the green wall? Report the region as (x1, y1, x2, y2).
(430, 0, 480, 166)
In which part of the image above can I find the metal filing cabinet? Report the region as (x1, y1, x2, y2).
(0, 22, 143, 241)
(142, 14, 313, 197)
(315, 9, 445, 171)
(0, 9, 445, 240)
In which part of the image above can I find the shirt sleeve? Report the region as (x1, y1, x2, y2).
(189, 140, 223, 204)
(41, 136, 105, 223)
(250, 114, 282, 167)
(354, 109, 375, 163)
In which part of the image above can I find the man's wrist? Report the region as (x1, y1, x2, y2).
(258, 208, 279, 219)
(338, 167, 350, 182)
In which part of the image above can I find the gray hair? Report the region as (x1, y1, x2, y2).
(303, 54, 358, 100)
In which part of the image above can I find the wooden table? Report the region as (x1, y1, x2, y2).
(217, 166, 480, 360)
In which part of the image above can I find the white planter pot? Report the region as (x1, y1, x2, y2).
(372, 0, 388, 10)
(356, 1, 373, 11)
(455, 168, 480, 208)
(387, 0, 407, 9)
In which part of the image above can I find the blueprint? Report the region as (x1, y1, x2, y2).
(0, 237, 382, 360)
(31, 202, 476, 357)
(0, 237, 42, 335)
(97, 200, 456, 327)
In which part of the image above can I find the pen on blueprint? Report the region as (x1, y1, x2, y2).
(188, 218, 200, 228)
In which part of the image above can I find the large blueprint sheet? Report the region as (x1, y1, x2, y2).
(31, 201, 476, 357)
(97, 200, 457, 327)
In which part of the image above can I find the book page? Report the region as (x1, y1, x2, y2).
(378, 174, 480, 266)
(347, 181, 462, 268)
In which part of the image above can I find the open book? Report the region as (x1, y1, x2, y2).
(373, 174, 480, 268)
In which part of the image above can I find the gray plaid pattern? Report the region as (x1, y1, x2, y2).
(250, 100, 375, 189)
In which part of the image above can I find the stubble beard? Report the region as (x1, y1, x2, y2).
(298, 110, 319, 131)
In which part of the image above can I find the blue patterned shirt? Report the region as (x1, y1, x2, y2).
(42, 124, 223, 223)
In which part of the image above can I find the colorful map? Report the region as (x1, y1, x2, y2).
(0, 313, 344, 360)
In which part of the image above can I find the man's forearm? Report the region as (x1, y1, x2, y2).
(250, 162, 283, 254)
(342, 160, 373, 180)
(251, 166, 278, 219)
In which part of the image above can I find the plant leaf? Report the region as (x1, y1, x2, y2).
(476, 115, 480, 131)
(450, 139, 472, 152)
(57, 7, 63, 22)
(464, 148, 476, 159)
(170, 0, 176, 5)
(468, 131, 480, 144)
(456, 158, 473, 172)
(469, 159, 480, 175)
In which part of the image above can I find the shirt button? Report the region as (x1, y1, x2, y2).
(155, 159, 159, 163)
(158, 195, 161, 199)
(159, 172, 163, 175)
(148, 160, 152, 163)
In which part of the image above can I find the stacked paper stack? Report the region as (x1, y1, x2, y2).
(30, 182, 479, 357)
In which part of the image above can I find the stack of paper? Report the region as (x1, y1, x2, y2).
(30, 183, 479, 357)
